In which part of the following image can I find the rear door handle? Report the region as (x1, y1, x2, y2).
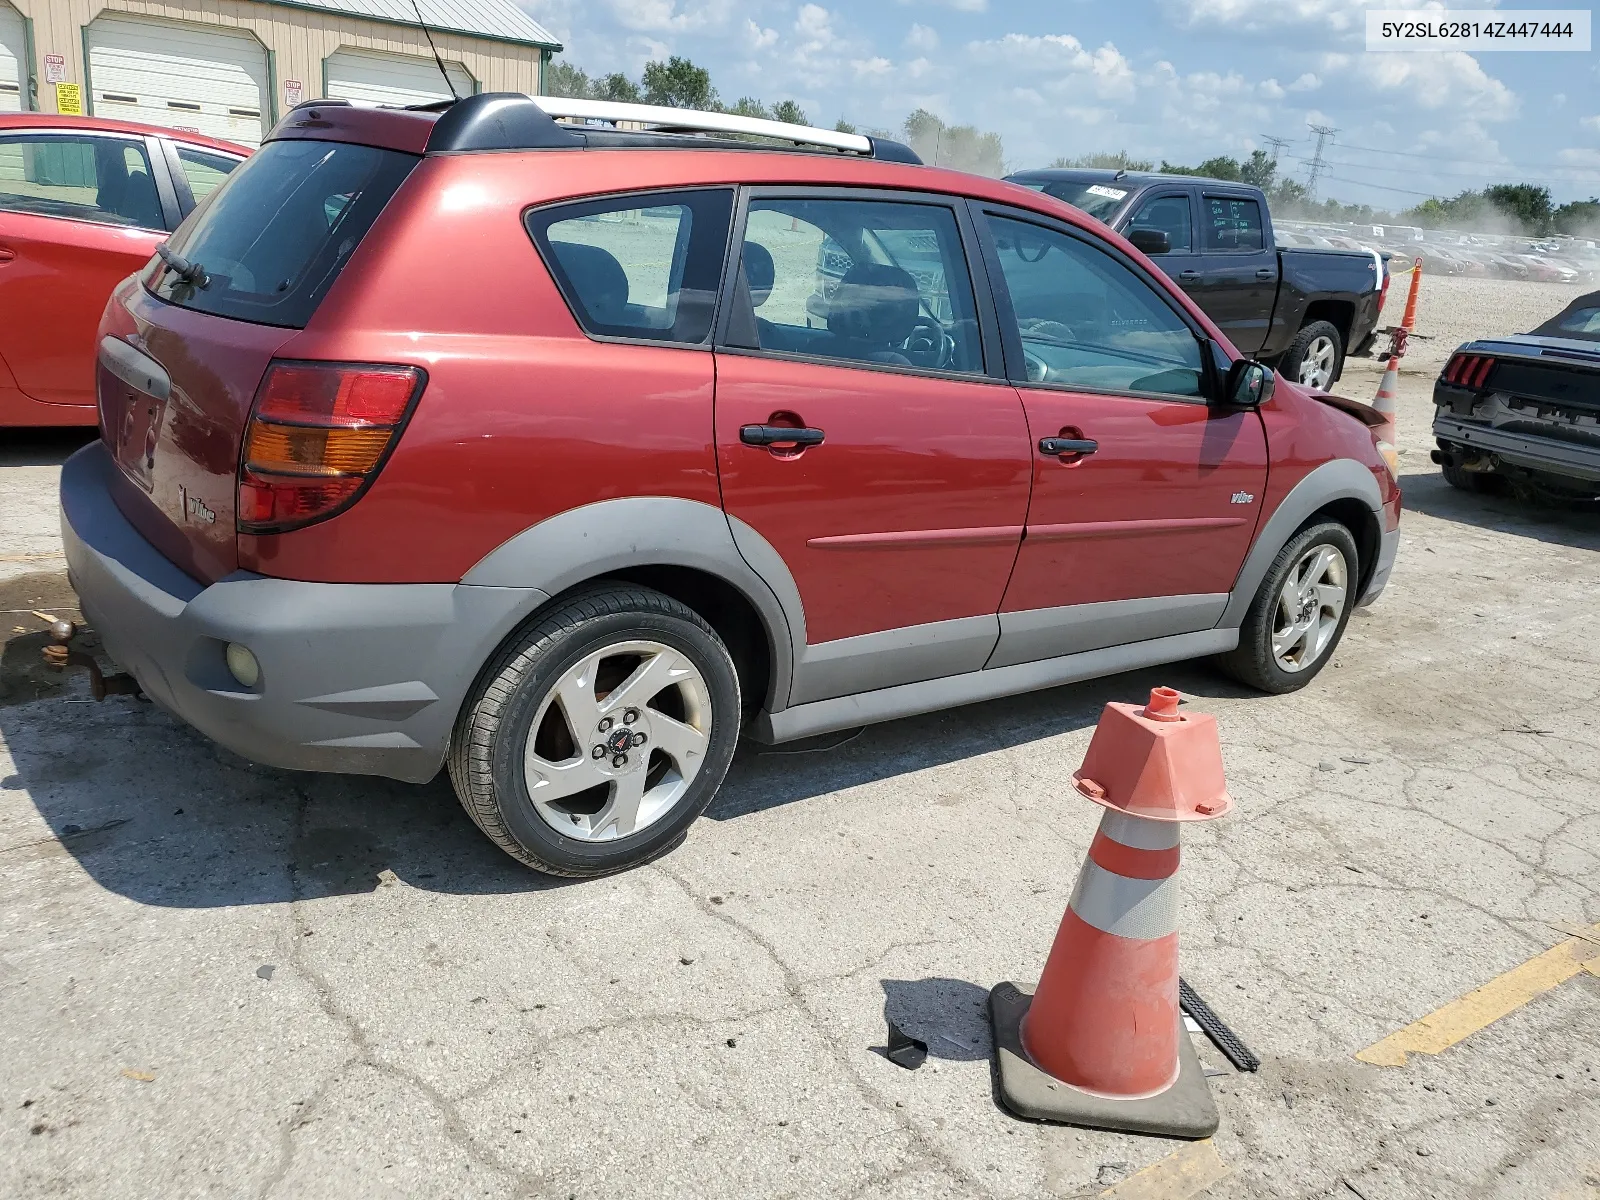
(0, 246, 15, 263)
(1177, 270, 1199, 283)
(1255, 267, 1274, 280)
(741, 424, 825, 448)
(1039, 436, 1098, 457)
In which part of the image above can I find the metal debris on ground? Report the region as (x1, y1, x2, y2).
(1179, 978, 1261, 1073)
(882, 1019, 927, 1070)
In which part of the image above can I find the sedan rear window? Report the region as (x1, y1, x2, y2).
(150, 139, 417, 329)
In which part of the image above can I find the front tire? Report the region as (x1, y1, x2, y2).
(1216, 521, 1359, 694)
(1281, 321, 1344, 391)
(448, 586, 741, 877)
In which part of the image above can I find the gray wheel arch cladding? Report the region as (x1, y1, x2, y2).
(1220, 457, 1382, 628)
(461, 497, 804, 710)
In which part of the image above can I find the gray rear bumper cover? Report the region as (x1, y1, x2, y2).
(1358, 526, 1400, 607)
(60, 443, 547, 783)
(1434, 413, 1600, 484)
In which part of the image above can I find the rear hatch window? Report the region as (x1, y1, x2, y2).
(149, 139, 417, 328)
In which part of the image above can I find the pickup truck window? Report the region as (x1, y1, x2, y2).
(1128, 194, 1192, 253)
(1202, 195, 1264, 252)
(985, 214, 1204, 399)
(1024, 180, 1129, 223)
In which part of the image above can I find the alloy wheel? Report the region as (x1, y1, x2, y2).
(522, 639, 713, 842)
(1297, 335, 1337, 390)
(1271, 544, 1348, 672)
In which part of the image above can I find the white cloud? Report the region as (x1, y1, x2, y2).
(743, 18, 777, 50)
(964, 34, 1137, 102)
(897, 0, 987, 10)
(605, 0, 735, 35)
(852, 56, 893, 79)
(1164, 0, 1443, 35)
(1286, 72, 1321, 92)
(1581, 114, 1600, 133)
(905, 23, 939, 52)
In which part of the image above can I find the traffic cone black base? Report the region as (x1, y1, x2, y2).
(988, 982, 1219, 1138)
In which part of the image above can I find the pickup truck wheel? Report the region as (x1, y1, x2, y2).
(448, 586, 741, 877)
(1215, 521, 1359, 694)
(1282, 321, 1343, 391)
(1439, 454, 1496, 494)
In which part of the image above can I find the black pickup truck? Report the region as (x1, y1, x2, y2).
(1005, 169, 1388, 390)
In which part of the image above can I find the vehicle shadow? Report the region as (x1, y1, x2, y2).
(1398, 467, 1600, 551)
(0, 659, 1238, 909)
(0, 428, 98, 468)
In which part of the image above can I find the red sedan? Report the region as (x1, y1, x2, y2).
(0, 113, 248, 427)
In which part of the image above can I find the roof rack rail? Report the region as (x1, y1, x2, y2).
(423, 92, 921, 162)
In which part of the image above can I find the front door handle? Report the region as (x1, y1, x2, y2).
(1255, 267, 1274, 280)
(741, 424, 825, 448)
(1039, 436, 1098, 457)
(1177, 269, 1199, 282)
(0, 246, 15, 264)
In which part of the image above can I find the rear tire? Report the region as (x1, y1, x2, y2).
(448, 586, 741, 877)
(1281, 321, 1344, 391)
(1215, 521, 1359, 695)
(1440, 455, 1495, 494)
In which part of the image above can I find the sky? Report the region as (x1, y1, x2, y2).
(518, 0, 1600, 210)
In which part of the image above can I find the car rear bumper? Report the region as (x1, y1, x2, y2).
(60, 442, 547, 783)
(1433, 412, 1600, 484)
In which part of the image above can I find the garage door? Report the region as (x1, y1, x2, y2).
(324, 48, 472, 108)
(0, 2, 25, 113)
(86, 15, 268, 146)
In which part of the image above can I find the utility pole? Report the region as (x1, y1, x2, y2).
(1305, 124, 1338, 201)
(1260, 134, 1292, 164)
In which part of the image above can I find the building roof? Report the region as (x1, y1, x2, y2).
(268, 0, 562, 51)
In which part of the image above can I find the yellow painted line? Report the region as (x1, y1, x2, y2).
(1357, 923, 1600, 1067)
(1100, 1140, 1228, 1199)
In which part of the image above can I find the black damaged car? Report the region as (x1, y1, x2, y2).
(1432, 291, 1600, 501)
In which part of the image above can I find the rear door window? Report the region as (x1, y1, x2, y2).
(173, 144, 239, 204)
(528, 190, 734, 345)
(0, 133, 164, 229)
(1201, 195, 1264, 252)
(723, 196, 984, 375)
(150, 139, 417, 328)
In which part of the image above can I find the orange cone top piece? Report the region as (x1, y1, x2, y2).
(1073, 688, 1232, 822)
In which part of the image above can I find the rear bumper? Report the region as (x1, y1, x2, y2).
(61, 443, 547, 783)
(1357, 526, 1400, 607)
(1433, 412, 1600, 485)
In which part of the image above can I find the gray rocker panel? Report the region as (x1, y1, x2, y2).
(751, 627, 1236, 743)
(988, 593, 1228, 670)
(788, 614, 1000, 706)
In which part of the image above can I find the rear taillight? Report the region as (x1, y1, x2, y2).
(238, 361, 424, 533)
(1442, 353, 1496, 389)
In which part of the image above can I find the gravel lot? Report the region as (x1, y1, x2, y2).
(2, 277, 1597, 1200)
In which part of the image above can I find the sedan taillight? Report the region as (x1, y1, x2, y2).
(1442, 353, 1497, 389)
(238, 361, 424, 533)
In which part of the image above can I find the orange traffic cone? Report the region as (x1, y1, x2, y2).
(1370, 354, 1401, 444)
(989, 687, 1231, 1138)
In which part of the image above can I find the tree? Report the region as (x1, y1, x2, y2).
(1049, 151, 1154, 171)
(834, 117, 857, 135)
(1240, 149, 1277, 189)
(901, 109, 1004, 176)
(1554, 198, 1600, 236)
(1484, 183, 1553, 231)
(771, 99, 807, 127)
(642, 56, 715, 109)
(545, 58, 592, 99)
(729, 96, 770, 120)
(593, 72, 641, 103)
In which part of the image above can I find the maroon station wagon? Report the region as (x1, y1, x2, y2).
(61, 93, 1401, 876)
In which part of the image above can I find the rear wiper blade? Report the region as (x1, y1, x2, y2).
(156, 243, 209, 289)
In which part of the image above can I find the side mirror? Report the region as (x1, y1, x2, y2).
(1224, 360, 1275, 407)
(1127, 227, 1171, 256)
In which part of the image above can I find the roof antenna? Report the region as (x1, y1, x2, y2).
(409, 0, 460, 102)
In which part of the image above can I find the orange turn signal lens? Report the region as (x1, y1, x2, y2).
(244, 423, 392, 476)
